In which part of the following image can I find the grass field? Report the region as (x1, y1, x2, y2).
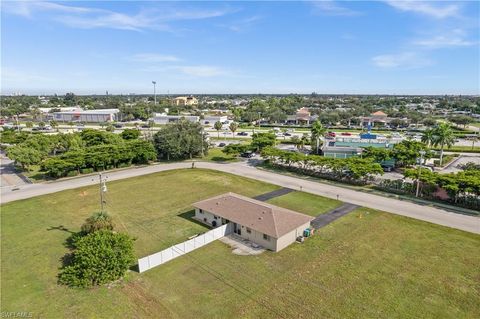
(1, 169, 479, 318)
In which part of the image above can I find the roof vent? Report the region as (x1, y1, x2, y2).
(258, 217, 263, 220)
(216, 202, 219, 205)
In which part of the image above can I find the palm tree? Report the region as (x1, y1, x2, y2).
(300, 133, 309, 151)
(214, 121, 222, 139)
(432, 123, 455, 166)
(311, 120, 326, 154)
(421, 128, 435, 147)
(229, 122, 238, 138)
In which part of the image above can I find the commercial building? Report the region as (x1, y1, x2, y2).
(173, 96, 198, 106)
(52, 109, 119, 123)
(285, 107, 318, 125)
(152, 113, 199, 125)
(201, 115, 228, 125)
(193, 192, 314, 252)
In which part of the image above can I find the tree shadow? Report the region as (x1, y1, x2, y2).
(210, 156, 236, 162)
(47, 225, 75, 234)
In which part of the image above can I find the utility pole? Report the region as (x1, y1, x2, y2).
(415, 150, 426, 197)
(98, 173, 108, 212)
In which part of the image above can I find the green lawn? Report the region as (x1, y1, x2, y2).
(267, 191, 342, 216)
(1, 169, 479, 318)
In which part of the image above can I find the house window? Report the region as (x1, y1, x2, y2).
(263, 234, 270, 241)
(199, 209, 203, 214)
(213, 216, 218, 220)
(246, 228, 251, 234)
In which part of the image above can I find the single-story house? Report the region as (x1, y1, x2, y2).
(193, 192, 314, 252)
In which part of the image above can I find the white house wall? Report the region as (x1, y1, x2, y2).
(275, 222, 311, 252)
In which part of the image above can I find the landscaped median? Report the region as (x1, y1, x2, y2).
(1, 168, 479, 318)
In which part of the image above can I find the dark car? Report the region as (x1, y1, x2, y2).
(114, 123, 123, 128)
(240, 151, 255, 158)
(141, 124, 150, 128)
(381, 165, 393, 172)
(218, 143, 226, 147)
(327, 131, 336, 137)
(237, 132, 248, 136)
(283, 132, 292, 136)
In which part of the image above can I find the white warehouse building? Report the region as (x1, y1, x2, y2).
(53, 109, 119, 123)
(152, 113, 200, 125)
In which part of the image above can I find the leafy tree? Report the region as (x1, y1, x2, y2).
(251, 132, 276, 151)
(449, 115, 473, 128)
(432, 123, 455, 166)
(58, 230, 135, 288)
(222, 143, 251, 156)
(362, 147, 392, 162)
(25, 121, 33, 128)
(214, 121, 223, 138)
(127, 140, 157, 164)
(41, 158, 77, 177)
(50, 120, 59, 131)
(105, 124, 115, 132)
(229, 122, 238, 138)
(7, 145, 43, 170)
(81, 211, 115, 234)
(392, 140, 431, 167)
(422, 117, 437, 127)
(121, 128, 141, 140)
(153, 119, 208, 160)
(310, 120, 325, 154)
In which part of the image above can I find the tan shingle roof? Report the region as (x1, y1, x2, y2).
(193, 193, 314, 238)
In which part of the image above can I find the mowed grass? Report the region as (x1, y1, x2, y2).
(267, 191, 342, 216)
(1, 169, 479, 318)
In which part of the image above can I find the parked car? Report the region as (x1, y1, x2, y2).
(114, 123, 123, 128)
(141, 124, 150, 128)
(237, 132, 248, 136)
(218, 142, 226, 147)
(341, 132, 352, 136)
(327, 131, 336, 137)
(381, 165, 393, 172)
(240, 151, 255, 158)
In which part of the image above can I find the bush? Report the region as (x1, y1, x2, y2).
(80, 168, 94, 174)
(81, 211, 115, 234)
(58, 230, 135, 288)
(66, 170, 78, 177)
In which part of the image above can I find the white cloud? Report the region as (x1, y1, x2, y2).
(2, 1, 235, 31)
(372, 52, 432, 69)
(311, 1, 361, 16)
(131, 53, 181, 63)
(224, 15, 263, 32)
(413, 29, 477, 48)
(385, 1, 460, 19)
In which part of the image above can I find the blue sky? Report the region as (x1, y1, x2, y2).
(1, 1, 479, 95)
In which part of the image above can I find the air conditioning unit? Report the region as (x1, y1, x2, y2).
(296, 236, 304, 243)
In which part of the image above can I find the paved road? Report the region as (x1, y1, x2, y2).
(1, 161, 478, 234)
(0, 152, 29, 188)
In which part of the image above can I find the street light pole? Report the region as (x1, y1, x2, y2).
(415, 150, 426, 197)
(152, 81, 157, 105)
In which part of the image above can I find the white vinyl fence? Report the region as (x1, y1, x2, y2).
(138, 223, 233, 273)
